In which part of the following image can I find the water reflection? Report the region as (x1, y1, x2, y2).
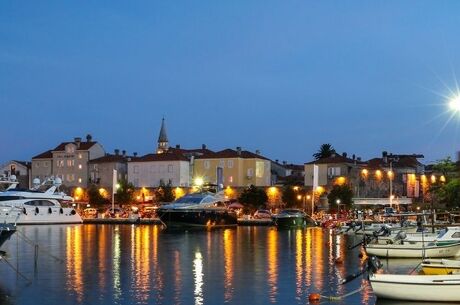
(0, 225, 393, 305)
(193, 251, 204, 305)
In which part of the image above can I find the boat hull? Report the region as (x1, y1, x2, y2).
(273, 216, 307, 229)
(0, 206, 82, 225)
(370, 273, 460, 302)
(421, 259, 460, 275)
(158, 209, 237, 228)
(365, 243, 460, 258)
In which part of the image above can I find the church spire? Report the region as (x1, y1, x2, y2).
(157, 118, 169, 154)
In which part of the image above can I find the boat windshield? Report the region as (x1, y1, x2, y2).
(173, 194, 215, 205)
(437, 228, 447, 239)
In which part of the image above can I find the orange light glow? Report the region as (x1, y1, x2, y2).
(174, 187, 185, 199)
(335, 176, 346, 185)
(440, 175, 446, 183)
(361, 169, 368, 177)
(375, 170, 382, 179)
(297, 195, 302, 200)
(387, 170, 394, 179)
(431, 175, 436, 183)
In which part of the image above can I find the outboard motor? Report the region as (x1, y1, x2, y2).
(367, 256, 383, 274)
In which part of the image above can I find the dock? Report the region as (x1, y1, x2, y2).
(83, 218, 162, 225)
(237, 218, 273, 226)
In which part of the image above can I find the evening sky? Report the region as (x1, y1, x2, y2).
(1, 1, 460, 164)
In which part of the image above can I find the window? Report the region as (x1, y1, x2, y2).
(44, 161, 49, 167)
(228, 160, 234, 168)
(256, 161, 264, 178)
(78, 164, 82, 169)
(57, 160, 64, 167)
(78, 153, 83, 159)
(247, 168, 254, 177)
(78, 178, 82, 183)
(327, 167, 341, 177)
(35, 162, 40, 168)
(204, 161, 210, 169)
(133, 165, 139, 174)
(168, 164, 173, 173)
(67, 174, 75, 182)
(67, 159, 75, 167)
(66, 145, 75, 153)
(219, 160, 225, 168)
(228, 176, 233, 183)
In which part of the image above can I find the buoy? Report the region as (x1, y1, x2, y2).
(335, 257, 343, 264)
(308, 293, 321, 303)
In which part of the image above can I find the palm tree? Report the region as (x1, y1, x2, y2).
(313, 143, 336, 160)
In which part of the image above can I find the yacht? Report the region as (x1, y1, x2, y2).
(272, 209, 317, 229)
(0, 176, 82, 225)
(157, 192, 237, 228)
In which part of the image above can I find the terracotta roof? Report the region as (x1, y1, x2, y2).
(168, 147, 214, 156)
(32, 150, 53, 159)
(284, 163, 304, 170)
(89, 154, 129, 164)
(52, 141, 97, 151)
(367, 156, 423, 169)
(196, 148, 270, 160)
(128, 152, 189, 162)
(305, 155, 364, 165)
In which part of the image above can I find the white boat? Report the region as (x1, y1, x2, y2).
(370, 273, 460, 302)
(0, 177, 82, 225)
(365, 242, 460, 258)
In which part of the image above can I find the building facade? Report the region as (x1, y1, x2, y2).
(0, 160, 31, 188)
(31, 135, 105, 188)
(194, 148, 272, 187)
(88, 149, 129, 194)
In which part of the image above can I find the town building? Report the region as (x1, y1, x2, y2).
(88, 149, 130, 194)
(194, 147, 272, 187)
(31, 134, 105, 189)
(127, 151, 191, 187)
(0, 160, 31, 188)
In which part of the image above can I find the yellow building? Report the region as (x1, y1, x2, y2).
(193, 147, 271, 187)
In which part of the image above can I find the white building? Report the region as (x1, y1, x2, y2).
(127, 152, 190, 187)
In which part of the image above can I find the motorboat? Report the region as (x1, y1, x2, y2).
(421, 258, 460, 275)
(370, 273, 460, 302)
(272, 209, 316, 229)
(0, 177, 82, 225)
(157, 192, 237, 228)
(365, 241, 460, 258)
(379, 227, 460, 246)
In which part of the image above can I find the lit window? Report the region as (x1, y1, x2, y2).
(229, 176, 233, 183)
(78, 178, 82, 183)
(78, 164, 82, 169)
(66, 160, 74, 167)
(78, 153, 82, 159)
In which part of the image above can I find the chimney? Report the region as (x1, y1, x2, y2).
(342, 152, 347, 158)
(133, 152, 138, 157)
(202, 144, 207, 150)
(114, 149, 120, 156)
(255, 149, 261, 155)
(74, 137, 82, 148)
(236, 147, 242, 155)
(176, 144, 181, 149)
(382, 151, 388, 163)
(275, 159, 279, 163)
(282, 161, 287, 165)
(122, 150, 126, 157)
(86, 134, 92, 142)
(352, 154, 356, 160)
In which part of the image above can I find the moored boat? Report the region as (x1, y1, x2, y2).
(157, 192, 237, 229)
(365, 241, 460, 258)
(421, 258, 460, 275)
(272, 209, 316, 229)
(370, 273, 460, 302)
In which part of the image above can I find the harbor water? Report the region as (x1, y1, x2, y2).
(0, 225, 438, 305)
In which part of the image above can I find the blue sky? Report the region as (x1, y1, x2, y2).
(1, 1, 460, 164)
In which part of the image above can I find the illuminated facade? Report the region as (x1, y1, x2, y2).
(193, 147, 272, 187)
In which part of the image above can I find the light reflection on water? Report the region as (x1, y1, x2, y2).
(0, 225, 425, 305)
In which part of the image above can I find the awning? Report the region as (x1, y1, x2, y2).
(353, 198, 412, 205)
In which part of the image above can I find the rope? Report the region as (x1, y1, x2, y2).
(16, 230, 64, 263)
(319, 283, 367, 301)
(1, 256, 32, 284)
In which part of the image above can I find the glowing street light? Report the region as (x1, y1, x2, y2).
(194, 177, 204, 187)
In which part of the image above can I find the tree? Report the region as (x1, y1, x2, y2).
(238, 185, 268, 211)
(155, 180, 175, 203)
(430, 157, 460, 208)
(282, 186, 298, 208)
(115, 178, 135, 205)
(313, 143, 336, 160)
(87, 184, 109, 207)
(327, 184, 353, 207)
